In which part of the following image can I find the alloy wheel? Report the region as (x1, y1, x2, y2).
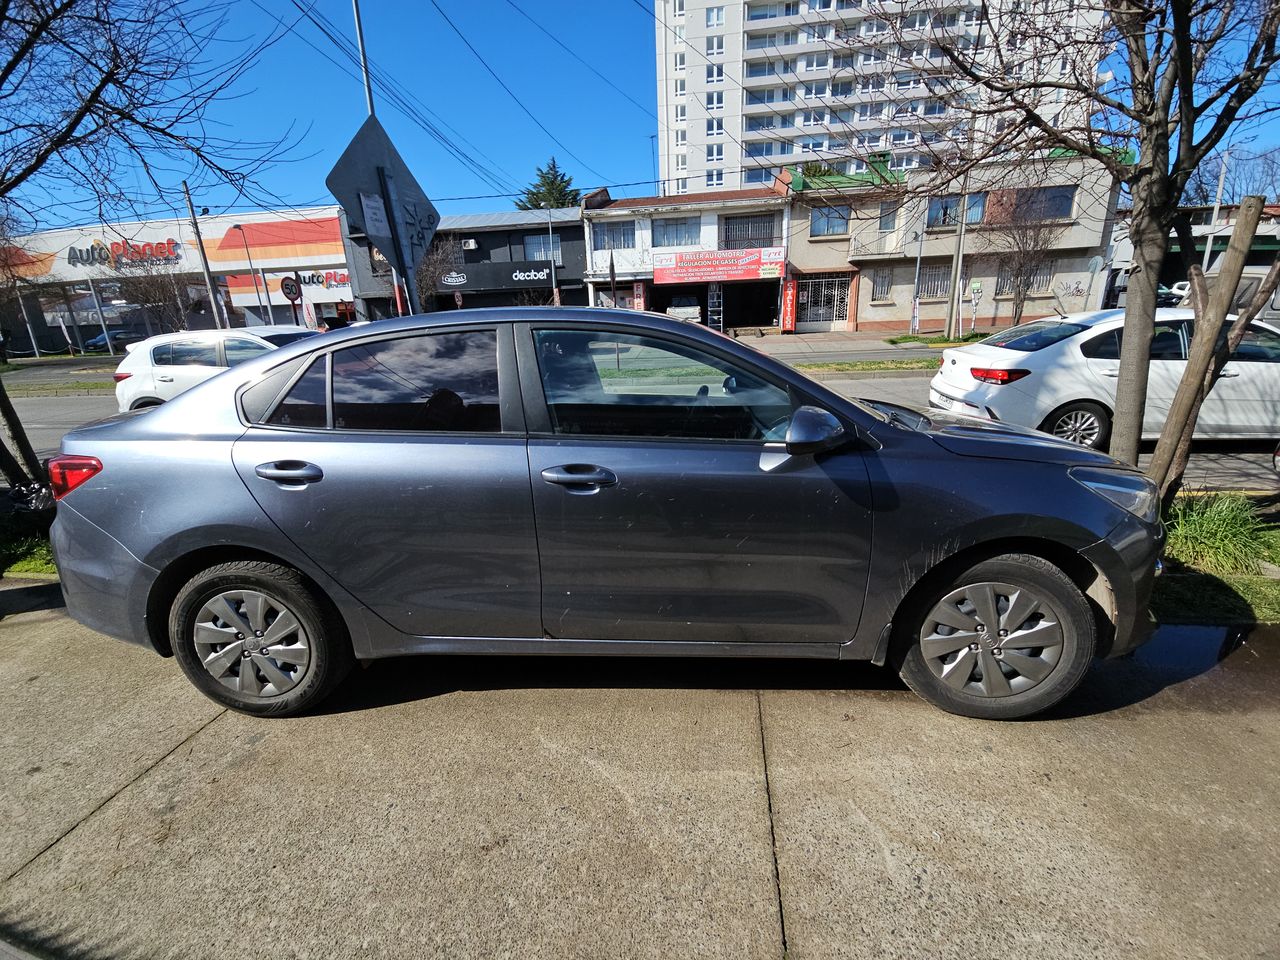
(193, 589, 312, 698)
(918, 581, 1065, 699)
(1051, 409, 1101, 446)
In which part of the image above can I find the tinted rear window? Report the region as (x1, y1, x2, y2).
(266, 357, 328, 429)
(981, 321, 1088, 352)
(258, 330, 319, 346)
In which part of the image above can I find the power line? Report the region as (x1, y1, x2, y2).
(425, 0, 612, 183)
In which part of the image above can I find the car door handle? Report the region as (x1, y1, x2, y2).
(1101, 372, 1119, 378)
(157, 375, 174, 382)
(541, 464, 618, 491)
(255, 461, 324, 486)
(1219, 369, 1240, 378)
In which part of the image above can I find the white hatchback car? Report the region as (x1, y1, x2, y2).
(928, 309, 1280, 448)
(114, 326, 319, 412)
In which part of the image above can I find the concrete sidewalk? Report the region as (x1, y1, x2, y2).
(1, 586, 1278, 960)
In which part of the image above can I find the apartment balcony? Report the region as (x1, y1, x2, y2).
(846, 232, 898, 259)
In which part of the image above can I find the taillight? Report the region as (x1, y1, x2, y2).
(47, 455, 102, 499)
(971, 367, 1030, 385)
(112, 372, 132, 382)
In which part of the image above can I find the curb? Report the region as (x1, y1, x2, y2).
(800, 368, 936, 381)
(5, 389, 114, 397)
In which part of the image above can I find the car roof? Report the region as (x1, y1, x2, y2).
(126, 325, 311, 347)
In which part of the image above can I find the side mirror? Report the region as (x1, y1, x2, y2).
(784, 405, 847, 456)
(722, 375, 738, 395)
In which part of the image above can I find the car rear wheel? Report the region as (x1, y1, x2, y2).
(170, 560, 353, 717)
(896, 553, 1096, 720)
(1041, 401, 1110, 449)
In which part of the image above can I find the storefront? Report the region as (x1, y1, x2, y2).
(432, 260, 564, 309)
(650, 246, 785, 330)
(1, 206, 355, 354)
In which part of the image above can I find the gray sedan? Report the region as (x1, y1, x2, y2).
(50, 308, 1163, 720)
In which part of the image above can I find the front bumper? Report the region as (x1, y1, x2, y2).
(1080, 512, 1165, 658)
(50, 501, 161, 651)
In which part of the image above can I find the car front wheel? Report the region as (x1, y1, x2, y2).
(170, 560, 353, 716)
(896, 553, 1096, 720)
(1041, 401, 1111, 449)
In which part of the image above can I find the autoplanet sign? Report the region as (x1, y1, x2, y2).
(435, 260, 553, 292)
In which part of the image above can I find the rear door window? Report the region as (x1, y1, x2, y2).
(981, 321, 1087, 352)
(166, 339, 218, 366)
(331, 331, 500, 432)
(1082, 322, 1188, 360)
(1080, 329, 1120, 359)
(266, 357, 328, 429)
(224, 338, 273, 367)
(1231, 324, 1280, 363)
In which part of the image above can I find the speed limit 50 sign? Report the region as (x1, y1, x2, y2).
(279, 275, 302, 302)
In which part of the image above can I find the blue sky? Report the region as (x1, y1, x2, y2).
(193, 0, 662, 220)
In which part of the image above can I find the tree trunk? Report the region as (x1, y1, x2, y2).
(0, 377, 41, 480)
(1111, 181, 1170, 464)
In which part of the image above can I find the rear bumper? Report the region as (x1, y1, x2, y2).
(50, 501, 161, 652)
(1080, 513, 1165, 659)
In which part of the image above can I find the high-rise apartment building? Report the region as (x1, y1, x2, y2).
(654, 0, 1089, 194)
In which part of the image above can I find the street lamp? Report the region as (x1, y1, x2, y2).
(540, 202, 560, 306)
(231, 224, 269, 324)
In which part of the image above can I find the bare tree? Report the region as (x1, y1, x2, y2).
(0, 1, 299, 224)
(106, 262, 196, 334)
(1185, 147, 1280, 205)
(982, 188, 1069, 325)
(414, 235, 464, 312)
(845, 0, 1280, 465)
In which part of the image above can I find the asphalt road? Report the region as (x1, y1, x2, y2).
(15, 384, 1278, 491)
(0, 583, 1276, 960)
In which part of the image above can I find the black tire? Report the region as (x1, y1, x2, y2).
(1040, 401, 1111, 449)
(896, 553, 1096, 720)
(170, 560, 353, 717)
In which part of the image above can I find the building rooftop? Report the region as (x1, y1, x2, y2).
(438, 207, 580, 231)
(585, 187, 784, 212)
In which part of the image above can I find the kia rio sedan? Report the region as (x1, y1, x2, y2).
(930, 308, 1280, 448)
(51, 309, 1163, 720)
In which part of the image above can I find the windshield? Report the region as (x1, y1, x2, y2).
(981, 320, 1088, 352)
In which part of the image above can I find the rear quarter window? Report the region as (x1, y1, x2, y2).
(981, 321, 1088, 352)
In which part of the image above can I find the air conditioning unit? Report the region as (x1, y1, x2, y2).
(462, 238, 479, 250)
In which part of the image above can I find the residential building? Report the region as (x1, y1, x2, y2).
(427, 208, 587, 309)
(581, 186, 790, 329)
(784, 154, 1118, 331)
(654, 0, 1099, 194)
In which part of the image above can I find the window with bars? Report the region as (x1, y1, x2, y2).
(917, 264, 950, 299)
(524, 232, 562, 266)
(996, 261, 1055, 295)
(653, 216, 702, 246)
(720, 213, 778, 249)
(871, 268, 893, 301)
(592, 220, 636, 251)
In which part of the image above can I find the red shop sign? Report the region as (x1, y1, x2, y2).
(653, 246, 785, 284)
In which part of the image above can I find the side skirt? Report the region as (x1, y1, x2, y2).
(359, 635, 851, 661)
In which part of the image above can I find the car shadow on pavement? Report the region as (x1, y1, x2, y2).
(0, 580, 64, 621)
(320, 622, 1274, 720)
(320, 654, 906, 716)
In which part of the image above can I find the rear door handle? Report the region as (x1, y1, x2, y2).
(1101, 371, 1119, 378)
(255, 461, 324, 486)
(1219, 369, 1240, 378)
(157, 375, 174, 382)
(541, 464, 618, 492)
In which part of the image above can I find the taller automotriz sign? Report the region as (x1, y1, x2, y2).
(653, 246, 785, 284)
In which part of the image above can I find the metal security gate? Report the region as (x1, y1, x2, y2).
(796, 273, 851, 331)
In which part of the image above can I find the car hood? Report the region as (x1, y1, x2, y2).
(927, 410, 1121, 465)
(868, 401, 1122, 466)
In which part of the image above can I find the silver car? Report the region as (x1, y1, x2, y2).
(51, 309, 1164, 720)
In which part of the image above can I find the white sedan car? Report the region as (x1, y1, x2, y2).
(114, 326, 319, 412)
(928, 309, 1280, 448)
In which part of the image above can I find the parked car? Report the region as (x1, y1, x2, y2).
(52, 308, 1163, 721)
(929, 308, 1280, 448)
(1195, 264, 1280, 326)
(1169, 281, 1190, 299)
(1156, 286, 1183, 308)
(113, 326, 319, 411)
(84, 329, 146, 352)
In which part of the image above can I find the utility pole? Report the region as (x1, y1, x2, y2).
(183, 180, 226, 328)
(1201, 149, 1230, 272)
(352, 0, 376, 117)
(944, 183, 971, 340)
(232, 225, 268, 323)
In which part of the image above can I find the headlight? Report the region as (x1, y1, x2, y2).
(1069, 467, 1159, 524)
